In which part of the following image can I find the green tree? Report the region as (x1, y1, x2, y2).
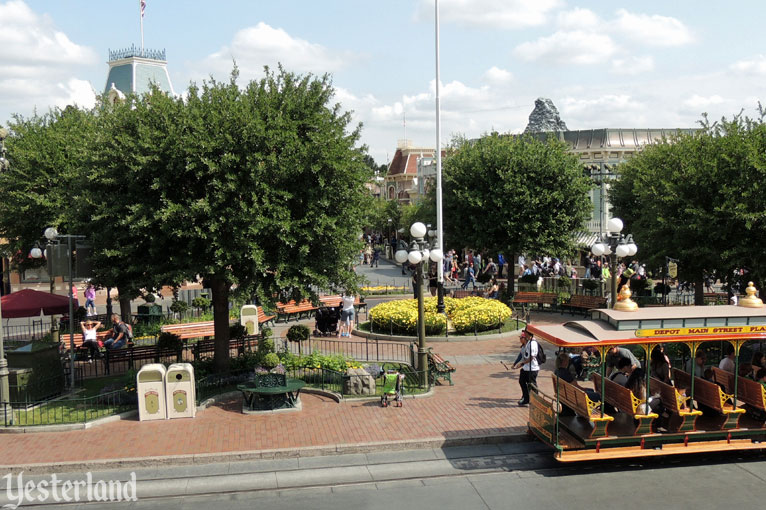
(610, 113, 766, 304)
(87, 67, 371, 371)
(442, 133, 591, 288)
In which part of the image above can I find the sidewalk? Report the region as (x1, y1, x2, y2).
(0, 312, 569, 471)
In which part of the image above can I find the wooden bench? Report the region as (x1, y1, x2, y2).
(551, 375, 613, 438)
(592, 373, 658, 435)
(511, 292, 557, 318)
(161, 321, 216, 340)
(319, 295, 368, 316)
(672, 368, 745, 429)
(562, 295, 607, 316)
(276, 300, 318, 322)
(703, 293, 729, 305)
(712, 367, 766, 418)
(427, 348, 455, 385)
(453, 289, 484, 299)
(651, 377, 702, 432)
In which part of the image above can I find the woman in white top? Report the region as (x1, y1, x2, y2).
(80, 320, 103, 361)
(339, 293, 356, 337)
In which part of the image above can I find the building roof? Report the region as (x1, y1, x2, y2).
(525, 128, 697, 151)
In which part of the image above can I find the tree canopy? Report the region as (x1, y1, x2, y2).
(609, 112, 766, 303)
(442, 133, 592, 263)
(0, 66, 373, 371)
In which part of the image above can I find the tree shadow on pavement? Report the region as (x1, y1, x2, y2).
(466, 397, 514, 408)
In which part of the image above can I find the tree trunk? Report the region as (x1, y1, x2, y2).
(210, 277, 231, 373)
(694, 276, 704, 306)
(117, 287, 132, 325)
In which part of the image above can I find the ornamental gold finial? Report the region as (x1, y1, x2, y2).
(739, 281, 764, 308)
(614, 281, 639, 312)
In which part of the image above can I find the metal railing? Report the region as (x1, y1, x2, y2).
(1, 389, 133, 427)
(282, 337, 412, 364)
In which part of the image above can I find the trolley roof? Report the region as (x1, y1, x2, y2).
(527, 305, 766, 347)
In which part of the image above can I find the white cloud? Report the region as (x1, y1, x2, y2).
(197, 22, 355, 81)
(483, 66, 513, 85)
(613, 9, 693, 46)
(731, 55, 766, 75)
(0, 1, 98, 121)
(416, 0, 562, 29)
(556, 8, 601, 30)
(611, 56, 655, 75)
(683, 94, 725, 109)
(513, 31, 617, 65)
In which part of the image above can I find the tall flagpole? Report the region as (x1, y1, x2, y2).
(435, 0, 445, 314)
(140, 0, 145, 52)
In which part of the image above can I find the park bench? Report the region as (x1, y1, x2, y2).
(258, 308, 276, 327)
(703, 293, 729, 305)
(592, 373, 658, 435)
(160, 321, 216, 340)
(551, 374, 613, 438)
(712, 367, 766, 420)
(672, 368, 745, 430)
(452, 289, 485, 298)
(650, 377, 702, 432)
(319, 295, 368, 317)
(562, 295, 607, 316)
(276, 300, 318, 322)
(238, 373, 305, 411)
(512, 292, 557, 309)
(427, 347, 455, 385)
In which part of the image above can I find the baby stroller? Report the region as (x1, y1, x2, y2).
(314, 305, 340, 337)
(381, 370, 405, 407)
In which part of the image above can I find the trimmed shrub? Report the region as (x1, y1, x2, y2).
(263, 352, 280, 369)
(157, 332, 182, 351)
(286, 324, 311, 342)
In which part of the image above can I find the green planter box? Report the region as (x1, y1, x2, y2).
(7, 343, 65, 403)
(137, 303, 164, 323)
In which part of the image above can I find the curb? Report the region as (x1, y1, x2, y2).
(0, 410, 139, 434)
(0, 430, 531, 474)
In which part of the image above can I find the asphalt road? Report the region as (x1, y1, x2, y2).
(6, 442, 766, 509)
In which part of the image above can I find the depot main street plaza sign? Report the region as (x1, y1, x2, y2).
(635, 325, 766, 337)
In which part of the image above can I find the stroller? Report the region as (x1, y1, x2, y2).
(381, 370, 405, 407)
(314, 305, 340, 336)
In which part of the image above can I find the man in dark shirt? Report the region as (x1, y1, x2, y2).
(104, 314, 129, 350)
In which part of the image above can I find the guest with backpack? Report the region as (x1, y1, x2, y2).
(104, 314, 130, 350)
(512, 330, 542, 406)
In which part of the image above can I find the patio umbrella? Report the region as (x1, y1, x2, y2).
(0, 289, 77, 318)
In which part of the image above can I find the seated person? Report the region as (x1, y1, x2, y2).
(685, 350, 707, 377)
(739, 362, 754, 379)
(487, 278, 499, 299)
(626, 368, 662, 416)
(755, 368, 766, 389)
(79, 320, 103, 361)
(104, 314, 129, 350)
(606, 346, 640, 377)
(609, 357, 633, 387)
(650, 346, 671, 385)
(719, 343, 736, 373)
(555, 353, 600, 403)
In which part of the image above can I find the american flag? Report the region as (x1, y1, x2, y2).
(140, 0, 146, 18)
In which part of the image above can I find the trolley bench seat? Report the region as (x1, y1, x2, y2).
(651, 377, 702, 432)
(592, 374, 657, 435)
(672, 368, 745, 430)
(551, 375, 612, 438)
(712, 367, 766, 414)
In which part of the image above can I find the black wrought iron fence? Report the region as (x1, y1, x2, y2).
(0, 389, 133, 427)
(282, 337, 412, 364)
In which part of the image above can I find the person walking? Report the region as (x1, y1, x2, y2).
(84, 283, 97, 316)
(461, 262, 476, 290)
(512, 330, 540, 406)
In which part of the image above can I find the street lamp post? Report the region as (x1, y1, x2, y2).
(395, 222, 443, 386)
(0, 127, 12, 424)
(590, 217, 638, 308)
(32, 228, 85, 390)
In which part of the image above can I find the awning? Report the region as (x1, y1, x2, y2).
(1, 289, 77, 318)
(573, 231, 599, 248)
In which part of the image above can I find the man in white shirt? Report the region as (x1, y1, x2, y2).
(512, 330, 539, 406)
(719, 343, 736, 373)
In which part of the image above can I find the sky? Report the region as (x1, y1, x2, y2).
(2, 0, 766, 165)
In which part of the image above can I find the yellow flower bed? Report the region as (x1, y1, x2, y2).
(361, 285, 409, 294)
(369, 297, 510, 335)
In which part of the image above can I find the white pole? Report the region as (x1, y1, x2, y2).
(435, 0, 443, 284)
(140, 0, 144, 52)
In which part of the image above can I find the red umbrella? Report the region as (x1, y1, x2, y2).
(0, 289, 78, 318)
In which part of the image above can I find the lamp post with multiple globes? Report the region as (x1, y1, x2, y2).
(395, 222, 443, 386)
(590, 217, 638, 308)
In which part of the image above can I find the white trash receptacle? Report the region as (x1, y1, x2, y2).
(137, 364, 167, 421)
(165, 363, 196, 419)
(240, 305, 260, 336)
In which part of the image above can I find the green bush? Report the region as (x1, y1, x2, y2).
(259, 336, 275, 354)
(170, 300, 188, 315)
(286, 325, 311, 342)
(157, 332, 182, 351)
(143, 293, 156, 303)
(229, 323, 247, 340)
(192, 296, 211, 310)
(263, 352, 280, 369)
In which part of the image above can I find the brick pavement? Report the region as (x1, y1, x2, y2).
(0, 310, 571, 468)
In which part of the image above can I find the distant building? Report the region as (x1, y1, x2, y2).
(384, 140, 435, 204)
(104, 45, 175, 105)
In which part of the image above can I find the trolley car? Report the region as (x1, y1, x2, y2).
(526, 282, 766, 462)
